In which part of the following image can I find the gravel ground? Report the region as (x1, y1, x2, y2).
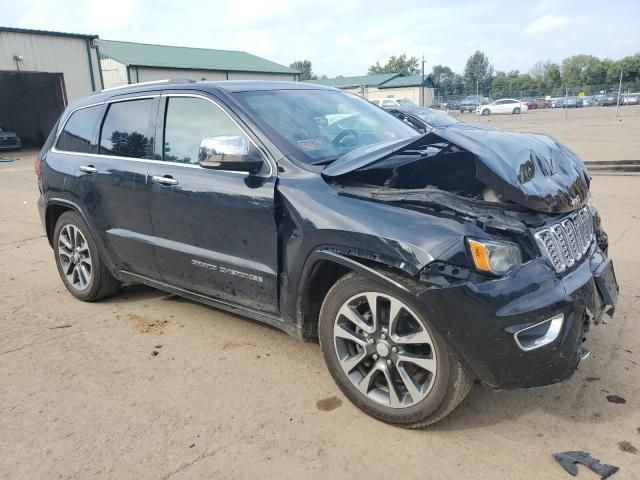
(1, 109, 639, 479)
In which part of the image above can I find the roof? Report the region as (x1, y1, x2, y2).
(0, 26, 98, 39)
(98, 40, 297, 74)
(304, 73, 401, 89)
(378, 74, 434, 89)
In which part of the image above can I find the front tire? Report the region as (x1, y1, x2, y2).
(53, 211, 120, 301)
(318, 273, 473, 428)
(513, 107, 521, 114)
(482, 108, 490, 116)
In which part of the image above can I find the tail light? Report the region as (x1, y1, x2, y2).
(34, 155, 41, 176)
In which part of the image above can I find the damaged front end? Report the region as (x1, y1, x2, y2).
(321, 125, 618, 389)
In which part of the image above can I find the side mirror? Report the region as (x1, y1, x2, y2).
(198, 135, 263, 173)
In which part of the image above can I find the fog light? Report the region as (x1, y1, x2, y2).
(514, 314, 564, 351)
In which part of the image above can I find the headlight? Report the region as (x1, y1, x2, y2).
(467, 238, 522, 275)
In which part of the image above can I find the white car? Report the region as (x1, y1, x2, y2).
(476, 99, 528, 116)
(370, 97, 415, 108)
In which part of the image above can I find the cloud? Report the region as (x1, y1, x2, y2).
(524, 14, 570, 34)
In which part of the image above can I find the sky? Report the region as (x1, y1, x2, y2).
(4, 0, 639, 77)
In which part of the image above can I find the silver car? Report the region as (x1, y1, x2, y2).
(0, 126, 22, 150)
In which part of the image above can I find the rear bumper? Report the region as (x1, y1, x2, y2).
(416, 245, 618, 389)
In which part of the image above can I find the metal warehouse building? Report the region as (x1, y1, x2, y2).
(306, 73, 435, 106)
(0, 27, 298, 147)
(0, 27, 102, 146)
(98, 40, 299, 89)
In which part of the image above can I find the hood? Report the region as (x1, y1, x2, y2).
(0, 131, 17, 139)
(323, 123, 590, 214)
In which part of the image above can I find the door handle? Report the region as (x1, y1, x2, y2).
(79, 165, 97, 174)
(151, 175, 178, 186)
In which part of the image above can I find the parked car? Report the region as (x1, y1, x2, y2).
(535, 98, 547, 109)
(460, 95, 491, 112)
(371, 97, 415, 109)
(581, 96, 595, 106)
(477, 98, 528, 115)
(597, 93, 622, 106)
(386, 106, 459, 133)
(0, 125, 22, 150)
(37, 80, 618, 427)
(520, 98, 538, 109)
(554, 96, 583, 108)
(622, 94, 639, 105)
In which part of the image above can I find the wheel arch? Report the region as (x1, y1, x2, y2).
(45, 199, 87, 247)
(295, 249, 422, 342)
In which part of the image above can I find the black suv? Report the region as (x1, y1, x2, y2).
(36, 80, 618, 427)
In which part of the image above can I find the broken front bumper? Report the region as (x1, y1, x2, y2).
(416, 245, 618, 389)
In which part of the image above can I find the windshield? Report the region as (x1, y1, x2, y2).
(232, 89, 418, 165)
(411, 108, 459, 127)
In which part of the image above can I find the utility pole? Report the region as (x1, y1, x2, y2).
(564, 85, 568, 119)
(476, 79, 479, 115)
(616, 67, 623, 117)
(421, 55, 426, 107)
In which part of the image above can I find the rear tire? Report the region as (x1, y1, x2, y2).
(318, 273, 473, 428)
(53, 211, 120, 302)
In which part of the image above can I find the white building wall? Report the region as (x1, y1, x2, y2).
(0, 31, 101, 101)
(134, 67, 228, 83)
(100, 57, 128, 88)
(104, 66, 298, 85)
(226, 71, 297, 81)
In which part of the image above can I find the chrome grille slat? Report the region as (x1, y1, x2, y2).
(534, 206, 594, 273)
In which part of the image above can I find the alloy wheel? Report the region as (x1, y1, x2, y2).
(332, 292, 437, 409)
(57, 224, 92, 291)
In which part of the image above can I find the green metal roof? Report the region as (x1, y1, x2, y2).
(378, 75, 434, 89)
(98, 40, 297, 74)
(304, 73, 401, 89)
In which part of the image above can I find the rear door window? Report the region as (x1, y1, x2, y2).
(56, 105, 102, 153)
(99, 99, 154, 159)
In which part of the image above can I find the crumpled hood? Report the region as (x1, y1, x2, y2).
(323, 123, 591, 214)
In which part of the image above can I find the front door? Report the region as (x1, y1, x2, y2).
(147, 93, 279, 313)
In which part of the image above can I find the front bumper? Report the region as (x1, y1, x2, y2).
(416, 245, 618, 389)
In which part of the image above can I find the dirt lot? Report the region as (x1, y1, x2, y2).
(1, 108, 640, 479)
(451, 105, 640, 161)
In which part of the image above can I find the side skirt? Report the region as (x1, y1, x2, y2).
(117, 270, 299, 338)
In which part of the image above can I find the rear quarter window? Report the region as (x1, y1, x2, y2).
(55, 105, 102, 153)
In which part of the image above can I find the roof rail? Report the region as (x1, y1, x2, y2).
(101, 78, 196, 92)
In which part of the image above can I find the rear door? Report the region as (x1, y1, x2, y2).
(147, 92, 279, 313)
(72, 94, 160, 278)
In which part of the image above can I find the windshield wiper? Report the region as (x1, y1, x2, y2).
(309, 156, 340, 166)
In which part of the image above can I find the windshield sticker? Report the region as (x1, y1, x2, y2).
(297, 139, 321, 151)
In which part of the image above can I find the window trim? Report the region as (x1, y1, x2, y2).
(52, 92, 275, 178)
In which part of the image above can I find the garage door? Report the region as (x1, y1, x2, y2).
(0, 71, 66, 147)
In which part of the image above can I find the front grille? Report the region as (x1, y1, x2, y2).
(534, 206, 594, 273)
(0, 137, 17, 145)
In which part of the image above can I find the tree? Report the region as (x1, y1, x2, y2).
(290, 60, 316, 81)
(541, 62, 562, 95)
(368, 54, 420, 76)
(431, 64, 463, 97)
(463, 51, 494, 94)
(561, 55, 606, 92)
